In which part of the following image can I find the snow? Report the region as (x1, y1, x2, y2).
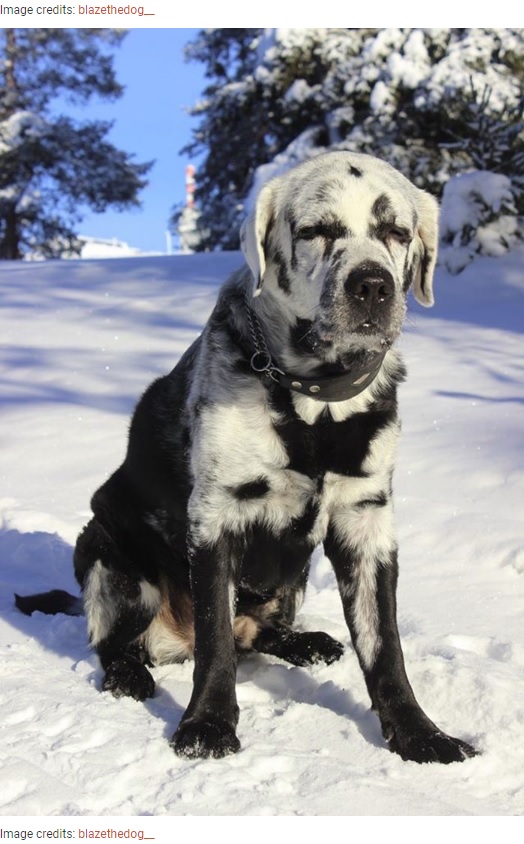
(439, 171, 521, 273)
(1, 249, 523, 817)
(369, 81, 391, 114)
(386, 30, 430, 91)
(364, 28, 432, 114)
(0, 110, 45, 154)
(425, 30, 521, 112)
(72, 237, 149, 260)
(284, 79, 312, 104)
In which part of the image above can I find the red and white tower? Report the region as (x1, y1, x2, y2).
(178, 164, 201, 253)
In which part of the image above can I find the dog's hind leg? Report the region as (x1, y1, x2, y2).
(75, 518, 162, 702)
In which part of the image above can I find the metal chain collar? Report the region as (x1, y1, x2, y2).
(244, 294, 284, 381)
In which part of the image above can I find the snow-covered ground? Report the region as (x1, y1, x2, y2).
(0, 250, 523, 816)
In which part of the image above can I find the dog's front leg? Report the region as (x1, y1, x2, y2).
(171, 535, 240, 760)
(325, 505, 477, 764)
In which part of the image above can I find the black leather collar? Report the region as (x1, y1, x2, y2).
(272, 352, 387, 401)
(245, 300, 387, 403)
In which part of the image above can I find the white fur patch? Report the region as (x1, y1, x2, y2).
(143, 614, 193, 665)
(293, 587, 305, 617)
(189, 398, 318, 544)
(229, 581, 237, 622)
(328, 478, 397, 670)
(190, 468, 316, 545)
(83, 560, 116, 646)
(362, 420, 400, 476)
(338, 558, 381, 670)
(83, 563, 162, 648)
(140, 579, 162, 614)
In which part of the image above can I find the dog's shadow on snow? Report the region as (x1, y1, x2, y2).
(145, 653, 384, 753)
(2, 525, 383, 751)
(237, 652, 384, 752)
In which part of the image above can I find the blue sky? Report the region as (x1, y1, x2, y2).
(63, 29, 206, 254)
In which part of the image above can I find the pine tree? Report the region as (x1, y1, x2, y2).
(178, 29, 265, 250)
(0, 29, 151, 259)
(439, 81, 524, 212)
(179, 28, 334, 249)
(182, 28, 524, 251)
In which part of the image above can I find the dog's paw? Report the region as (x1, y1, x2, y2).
(102, 657, 155, 701)
(306, 631, 345, 665)
(284, 631, 344, 667)
(171, 719, 241, 760)
(386, 725, 478, 764)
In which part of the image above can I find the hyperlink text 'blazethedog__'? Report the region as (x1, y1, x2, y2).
(78, 4, 150, 13)
(78, 833, 147, 841)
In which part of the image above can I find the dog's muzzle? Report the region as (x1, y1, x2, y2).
(344, 263, 395, 332)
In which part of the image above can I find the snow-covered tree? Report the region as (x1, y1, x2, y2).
(439, 171, 521, 273)
(182, 28, 524, 252)
(0, 29, 151, 260)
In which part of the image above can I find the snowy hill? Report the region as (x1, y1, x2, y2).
(0, 251, 523, 816)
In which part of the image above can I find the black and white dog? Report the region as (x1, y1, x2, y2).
(20, 152, 477, 763)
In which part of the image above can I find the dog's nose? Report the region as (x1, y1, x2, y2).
(345, 266, 394, 306)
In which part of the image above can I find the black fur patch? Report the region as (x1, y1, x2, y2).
(295, 219, 349, 242)
(290, 498, 320, 535)
(232, 478, 270, 500)
(232, 520, 314, 594)
(263, 214, 275, 256)
(372, 193, 393, 221)
(403, 254, 414, 293)
(269, 384, 396, 480)
(329, 246, 346, 272)
(272, 248, 291, 294)
(369, 194, 395, 241)
(419, 249, 432, 297)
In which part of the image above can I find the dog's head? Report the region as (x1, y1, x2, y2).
(241, 152, 438, 369)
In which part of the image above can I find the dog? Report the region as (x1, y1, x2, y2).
(19, 151, 477, 763)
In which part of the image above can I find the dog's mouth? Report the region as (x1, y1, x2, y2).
(298, 318, 395, 364)
(351, 321, 395, 351)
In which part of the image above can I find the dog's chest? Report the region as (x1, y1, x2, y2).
(192, 395, 394, 548)
(273, 403, 374, 479)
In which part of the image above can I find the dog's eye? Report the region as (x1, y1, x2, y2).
(387, 226, 411, 246)
(296, 226, 319, 241)
(296, 222, 346, 242)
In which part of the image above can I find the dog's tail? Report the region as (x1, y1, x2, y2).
(15, 589, 83, 617)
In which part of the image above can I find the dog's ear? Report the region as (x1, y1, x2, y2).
(240, 181, 276, 297)
(413, 190, 439, 307)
